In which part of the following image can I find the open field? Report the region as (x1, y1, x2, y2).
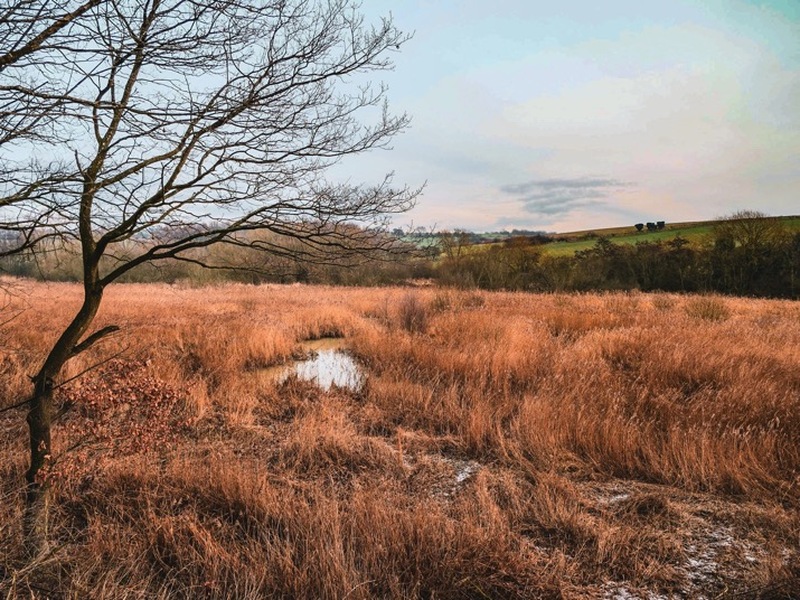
(544, 216, 800, 256)
(543, 224, 716, 257)
(1, 280, 799, 598)
(427, 215, 800, 259)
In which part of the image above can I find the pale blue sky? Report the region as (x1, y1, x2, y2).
(345, 0, 800, 231)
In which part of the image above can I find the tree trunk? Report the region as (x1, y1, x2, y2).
(23, 286, 103, 555)
(23, 376, 54, 556)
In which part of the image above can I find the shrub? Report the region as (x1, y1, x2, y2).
(430, 291, 453, 313)
(651, 295, 676, 311)
(684, 296, 730, 321)
(397, 293, 428, 333)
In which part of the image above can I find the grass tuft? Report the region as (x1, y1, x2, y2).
(684, 296, 731, 321)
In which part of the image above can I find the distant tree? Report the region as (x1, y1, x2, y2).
(711, 211, 789, 295)
(635, 223, 644, 232)
(572, 237, 636, 290)
(438, 229, 472, 263)
(0, 0, 415, 553)
(436, 229, 476, 287)
(713, 210, 786, 252)
(788, 232, 800, 297)
(714, 235, 735, 253)
(667, 235, 690, 249)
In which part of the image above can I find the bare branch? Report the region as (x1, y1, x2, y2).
(0, 396, 29, 415)
(70, 325, 120, 358)
(0, 0, 103, 70)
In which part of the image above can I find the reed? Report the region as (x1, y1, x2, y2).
(1, 280, 798, 598)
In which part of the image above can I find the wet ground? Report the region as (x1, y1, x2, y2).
(260, 338, 364, 392)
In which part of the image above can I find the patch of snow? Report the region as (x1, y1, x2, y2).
(420, 456, 482, 499)
(593, 485, 631, 505)
(607, 493, 630, 504)
(680, 524, 741, 594)
(602, 584, 670, 600)
(454, 461, 479, 484)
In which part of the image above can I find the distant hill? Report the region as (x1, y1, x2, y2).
(417, 214, 800, 297)
(402, 215, 800, 258)
(543, 215, 800, 256)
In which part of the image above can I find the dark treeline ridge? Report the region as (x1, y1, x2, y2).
(432, 212, 800, 298)
(2, 213, 799, 298)
(435, 231, 800, 298)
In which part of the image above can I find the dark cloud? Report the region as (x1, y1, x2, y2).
(500, 177, 630, 217)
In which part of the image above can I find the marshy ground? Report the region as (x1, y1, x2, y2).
(1, 280, 798, 598)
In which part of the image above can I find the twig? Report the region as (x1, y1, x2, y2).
(0, 344, 129, 414)
(54, 344, 130, 389)
(0, 397, 30, 415)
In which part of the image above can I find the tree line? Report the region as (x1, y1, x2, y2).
(433, 212, 800, 298)
(4, 211, 798, 299)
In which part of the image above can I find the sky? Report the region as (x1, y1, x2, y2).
(342, 0, 800, 232)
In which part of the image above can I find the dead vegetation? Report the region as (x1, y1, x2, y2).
(1, 280, 799, 598)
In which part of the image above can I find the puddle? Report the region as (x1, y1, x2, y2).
(260, 338, 365, 392)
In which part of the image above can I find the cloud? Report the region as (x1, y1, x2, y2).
(500, 177, 630, 217)
(492, 214, 557, 231)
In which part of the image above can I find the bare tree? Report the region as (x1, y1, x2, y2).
(1, 1, 109, 257)
(0, 0, 415, 552)
(714, 210, 787, 252)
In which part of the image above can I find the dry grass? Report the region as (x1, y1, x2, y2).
(684, 296, 731, 322)
(1, 280, 799, 598)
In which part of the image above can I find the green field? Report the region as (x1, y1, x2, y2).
(407, 215, 800, 261)
(543, 216, 800, 256)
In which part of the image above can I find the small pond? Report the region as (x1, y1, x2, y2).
(260, 338, 364, 392)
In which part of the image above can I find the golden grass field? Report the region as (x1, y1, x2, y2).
(1, 279, 799, 598)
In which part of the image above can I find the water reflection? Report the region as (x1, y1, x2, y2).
(261, 338, 364, 392)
